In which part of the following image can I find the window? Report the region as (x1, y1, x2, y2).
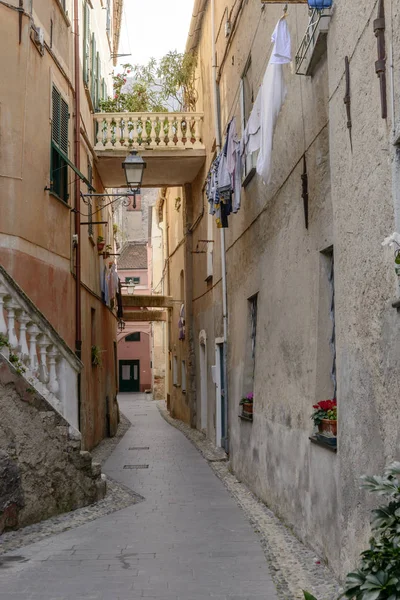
(51, 86, 69, 202)
(243, 294, 258, 396)
(91, 308, 96, 346)
(181, 361, 186, 393)
(83, 2, 90, 86)
(315, 247, 336, 417)
(173, 356, 178, 386)
(240, 55, 258, 181)
(125, 276, 140, 285)
(125, 332, 141, 342)
(87, 159, 93, 236)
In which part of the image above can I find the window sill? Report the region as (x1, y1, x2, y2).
(239, 413, 253, 423)
(242, 167, 256, 188)
(48, 191, 71, 208)
(309, 436, 337, 453)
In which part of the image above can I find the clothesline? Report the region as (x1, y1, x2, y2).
(206, 17, 292, 229)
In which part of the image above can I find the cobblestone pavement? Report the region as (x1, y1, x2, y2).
(0, 394, 279, 600)
(157, 402, 341, 600)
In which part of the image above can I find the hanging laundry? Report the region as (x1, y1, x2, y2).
(178, 303, 185, 340)
(226, 117, 242, 213)
(256, 18, 291, 185)
(116, 278, 123, 319)
(240, 88, 262, 158)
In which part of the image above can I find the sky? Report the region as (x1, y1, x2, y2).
(116, 0, 195, 70)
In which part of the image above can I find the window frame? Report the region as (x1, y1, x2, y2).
(240, 54, 258, 183)
(125, 332, 141, 342)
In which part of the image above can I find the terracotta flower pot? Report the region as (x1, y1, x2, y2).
(242, 402, 253, 414)
(318, 418, 337, 437)
(97, 242, 105, 253)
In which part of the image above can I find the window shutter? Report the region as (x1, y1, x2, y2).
(52, 86, 69, 154)
(101, 77, 106, 101)
(83, 2, 90, 86)
(90, 33, 96, 104)
(52, 86, 61, 146)
(96, 52, 100, 110)
(60, 98, 69, 154)
(106, 0, 111, 35)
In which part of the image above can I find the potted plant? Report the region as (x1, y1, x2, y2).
(104, 244, 112, 258)
(311, 399, 337, 444)
(97, 236, 105, 253)
(240, 393, 254, 418)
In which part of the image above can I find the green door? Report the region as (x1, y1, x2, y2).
(119, 360, 140, 392)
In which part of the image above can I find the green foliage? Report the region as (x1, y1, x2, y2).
(303, 592, 318, 600)
(0, 333, 10, 349)
(99, 51, 198, 114)
(9, 353, 26, 376)
(91, 345, 103, 367)
(303, 463, 400, 600)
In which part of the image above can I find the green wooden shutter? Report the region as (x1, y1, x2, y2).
(90, 33, 96, 105)
(95, 52, 100, 110)
(51, 85, 69, 201)
(52, 86, 61, 146)
(83, 2, 90, 86)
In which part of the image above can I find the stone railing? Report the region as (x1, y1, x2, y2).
(0, 265, 82, 433)
(94, 112, 205, 150)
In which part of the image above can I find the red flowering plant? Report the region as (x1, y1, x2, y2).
(311, 399, 337, 427)
(239, 392, 253, 406)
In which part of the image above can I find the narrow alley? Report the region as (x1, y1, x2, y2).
(0, 395, 278, 600)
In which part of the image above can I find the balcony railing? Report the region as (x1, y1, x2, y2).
(94, 112, 205, 151)
(295, 8, 331, 76)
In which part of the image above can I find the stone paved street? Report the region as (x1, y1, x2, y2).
(0, 394, 278, 600)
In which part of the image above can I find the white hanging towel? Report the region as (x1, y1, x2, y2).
(256, 18, 291, 185)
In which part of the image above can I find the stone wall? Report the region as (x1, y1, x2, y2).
(0, 356, 106, 533)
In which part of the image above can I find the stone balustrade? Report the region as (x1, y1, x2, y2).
(94, 112, 205, 150)
(0, 266, 82, 433)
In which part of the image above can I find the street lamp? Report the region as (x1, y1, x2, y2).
(118, 320, 126, 332)
(79, 151, 147, 221)
(122, 150, 146, 190)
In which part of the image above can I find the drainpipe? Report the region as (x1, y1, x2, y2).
(73, 0, 82, 430)
(211, 0, 229, 453)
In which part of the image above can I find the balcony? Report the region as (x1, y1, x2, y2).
(295, 9, 331, 76)
(93, 112, 206, 188)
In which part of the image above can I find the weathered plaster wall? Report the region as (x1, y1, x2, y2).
(184, 0, 400, 580)
(0, 0, 119, 451)
(0, 355, 105, 533)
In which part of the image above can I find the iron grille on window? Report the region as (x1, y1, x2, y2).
(51, 86, 69, 201)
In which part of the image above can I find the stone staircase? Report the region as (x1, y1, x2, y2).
(0, 265, 106, 533)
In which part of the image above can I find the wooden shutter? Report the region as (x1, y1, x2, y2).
(106, 0, 111, 35)
(90, 33, 96, 105)
(52, 86, 61, 146)
(83, 2, 90, 86)
(96, 52, 101, 110)
(52, 86, 69, 153)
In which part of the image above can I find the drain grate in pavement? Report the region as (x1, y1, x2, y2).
(129, 447, 150, 450)
(134, 413, 148, 416)
(123, 464, 149, 469)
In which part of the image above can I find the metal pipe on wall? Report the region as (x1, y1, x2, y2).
(73, 0, 82, 428)
(211, 0, 229, 453)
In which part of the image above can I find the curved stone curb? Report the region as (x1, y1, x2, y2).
(157, 400, 340, 600)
